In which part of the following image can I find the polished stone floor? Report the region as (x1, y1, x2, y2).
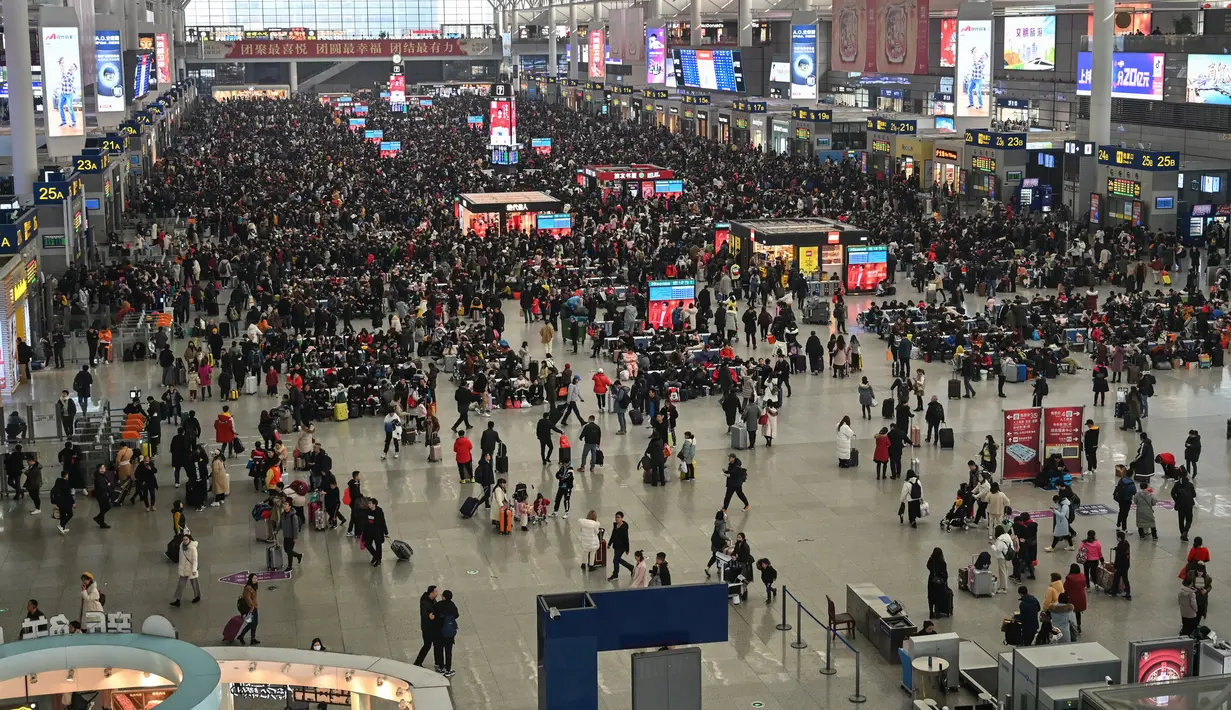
(2, 287, 1228, 710)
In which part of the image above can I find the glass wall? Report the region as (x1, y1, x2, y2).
(185, 0, 492, 38)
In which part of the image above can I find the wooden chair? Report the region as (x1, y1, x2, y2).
(827, 595, 856, 638)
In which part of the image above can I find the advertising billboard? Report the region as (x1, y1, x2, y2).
(588, 29, 605, 79)
(133, 51, 152, 99)
(1003, 16, 1055, 70)
(1088, 11, 1151, 37)
(790, 25, 818, 99)
(41, 26, 84, 137)
(844, 245, 888, 292)
(1076, 52, 1164, 100)
(939, 18, 957, 67)
(831, 0, 872, 72)
(647, 28, 666, 84)
(388, 74, 405, 105)
(1185, 54, 1231, 105)
(94, 29, 123, 113)
(647, 279, 696, 330)
(1002, 408, 1043, 481)
(155, 32, 170, 85)
(137, 32, 156, 89)
(1042, 406, 1085, 474)
(876, 0, 929, 74)
(489, 98, 516, 146)
(955, 20, 992, 117)
(671, 49, 747, 92)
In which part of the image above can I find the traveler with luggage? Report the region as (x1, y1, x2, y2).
(536, 412, 564, 464)
(899, 471, 923, 528)
(577, 510, 602, 571)
(381, 411, 402, 459)
(873, 428, 891, 480)
(704, 510, 731, 577)
(1106, 530, 1132, 600)
(361, 498, 389, 566)
(1032, 376, 1048, 407)
(722, 455, 750, 513)
(923, 396, 945, 445)
(835, 416, 855, 466)
(1014, 586, 1041, 645)
(236, 574, 260, 645)
(926, 547, 951, 618)
(281, 499, 304, 571)
(579, 416, 602, 472)
(678, 432, 697, 481)
(643, 433, 667, 487)
(169, 530, 201, 607)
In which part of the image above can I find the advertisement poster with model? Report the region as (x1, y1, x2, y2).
(94, 29, 123, 113)
(155, 33, 171, 84)
(646, 28, 667, 84)
(955, 20, 992, 117)
(830, 0, 874, 72)
(388, 74, 405, 105)
(1185, 55, 1231, 105)
(844, 245, 888, 292)
(939, 19, 956, 67)
(875, 0, 929, 74)
(647, 280, 696, 330)
(41, 25, 84, 137)
(138, 32, 157, 88)
(489, 99, 515, 145)
(1075, 52, 1164, 100)
(790, 25, 818, 99)
(1001, 408, 1042, 481)
(1042, 405, 1084, 474)
(1002, 16, 1055, 70)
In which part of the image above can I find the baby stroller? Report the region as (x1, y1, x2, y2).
(941, 494, 975, 532)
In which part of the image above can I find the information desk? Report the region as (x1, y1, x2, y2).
(456, 191, 562, 235)
(727, 218, 870, 284)
(846, 582, 897, 639)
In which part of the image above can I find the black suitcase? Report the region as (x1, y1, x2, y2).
(165, 533, 184, 563)
(390, 540, 413, 561)
(629, 409, 645, 426)
(939, 427, 955, 449)
(948, 379, 961, 400)
(882, 398, 894, 419)
(460, 497, 481, 519)
(219, 321, 231, 338)
(1226, 418, 1231, 440)
(848, 447, 859, 466)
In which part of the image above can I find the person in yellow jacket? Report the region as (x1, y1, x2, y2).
(98, 328, 113, 362)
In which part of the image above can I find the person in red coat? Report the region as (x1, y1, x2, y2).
(265, 366, 280, 397)
(1063, 563, 1088, 634)
(873, 428, 891, 480)
(214, 406, 237, 460)
(591, 369, 612, 410)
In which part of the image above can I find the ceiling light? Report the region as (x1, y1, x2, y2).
(344, 671, 354, 682)
(66, 670, 75, 681)
(103, 668, 113, 678)
(248, 662, 257, 673)
(282, 664, 292, 674)
(314, 666, 324, 676)
(28, 674, 38, 684)
(376, 677, 384, 687)
(395, 688, 405, 698)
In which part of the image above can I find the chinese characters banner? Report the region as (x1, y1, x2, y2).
(1002, 408, 1042, 481)
(213, 38, 490, 60)
(1042, 406, 1085, 475)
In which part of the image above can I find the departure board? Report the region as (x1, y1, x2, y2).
(671, 49, 746, 93)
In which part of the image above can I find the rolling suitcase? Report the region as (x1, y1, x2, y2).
(910, 457, 922, 477)
(313, 506, 329, 531)
(334, 403, 349, 421)
(938, 427, 955, 449)
(966, 566, 995, 597)
(244, 375, 258, 395)
(882, 398, 895, 419)
(910, 425, 922, 447)
(223, 615, 245, 642)
(429, 444, 442, 462)
(730, 425, 750, 450)
(460, 496, 481, 518)
(496, 444, 509, 474)
(1003, 618, 1026, 645)
(848, 447, 859, 467)
(594, 449, 605, 466)
(497, 505, 514, 534)
(948, 379, 961, 400)
(594, 527, 608, 566)
(629, 409, 645, 426)
(390, 540, 413, 561)
(266, 544, 285, 570)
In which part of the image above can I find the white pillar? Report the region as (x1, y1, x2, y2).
(349, 693, 370, 710)
(690, 0, 702, 46)
(1090, 0, 1113, 146)
(493, 3, 503, 38)
(3, 0, 38, 199)
(569, 1, 579, 79)
(738, 0, 753, 47)
(548, 0, 557, 76)
(217, 685, 234, 710)
(289, 61, 298, 92)
(647, 0, 662, 21)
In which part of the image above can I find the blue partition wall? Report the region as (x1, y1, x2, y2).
(536, 584, 729, 710)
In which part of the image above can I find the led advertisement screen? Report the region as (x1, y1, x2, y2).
(790, 24, 818, 99)
(1185, 54, 1231, 105)
(41, 26, 84, 137)
(1003, 16, 1055, 70)
(955, 20, 991, 117)
(671, 49, 747, 92)
(155, 32, 170, 85)
(647, 28, 667, 84)
(1076, 52, 1164, 100)
(94, 29, 123, 112)
(939, 18, 956, 67)
(489, 98, 516, 146)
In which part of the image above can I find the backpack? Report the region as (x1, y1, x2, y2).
(616, 390, 630, 409)
(441, 615, 458, 639)
(1001, 540, 1016, 562)
(384, 418, 395, 433)
(910, 481, 922, 500)
(237, 596, 251, 615)
(1114, 478, 1137, 502)
(974, 551, 992, 570)
(1067, 493, 1080, 523)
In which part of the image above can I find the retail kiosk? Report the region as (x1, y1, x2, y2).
(727, 217, 870, 285)
(456, 191, 563, 235)
(1095, 145, 1181, 232)
(577, 164, 681, 201)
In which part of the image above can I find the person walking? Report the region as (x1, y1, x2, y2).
(413, 586, 441, 668)
(453, 430, 474, 483)
(607, 511, 634, 581)
(1172, 472, 1196, 541)
(1134, 484, 1159, 540)
(592, 369, 612, 411)
(169, 530, 201, 606)
(51, 469, 74, 533)
(857, 377, 875, 419)
(560, 376, 585, 425)
(434, 590, 460, 678)
(1184, 430, 1202, 478)
(281, 499, 304, 571)
(1106, 530, 1132, 600)
(381, 411, 402, 459)
(579, 416, 602, 472)
(1078, 531, 1103, 589)
(536, 412, 563, 464)
(80, 572, 104, 622)
(236, 574, 260, 645)
(899, 471, 923, 528)
(1031, 375, 1048, 407)
(985, 482, 1011, 537)
(1045, 495, 1074, 551)
(722, 454, 750, 512)
(92, 465, 113, 529)
(924, 396, 945, 445)
(1113, 466, 1137, 532)
(1082, 420, 1100, 473)
(979, 435, 998, 475)
(362, 498, 389, 566)
(631, 551, 650, 588)
(704, 510, 731, 577)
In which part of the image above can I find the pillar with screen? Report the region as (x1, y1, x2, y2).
(844, 245, 890, 294)
(647, 279, 696, 330)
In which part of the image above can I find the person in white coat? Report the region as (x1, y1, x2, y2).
(630, 550, 650, 588)
(836, 416, 856, 467)
(171, 530, 201, 606)
(577, 509, 602, 571)
(79, 572, 103, 621)
(761, 404, 779, 447)
(898, 471, 923, 527)
(993, 525, 1016, 594)
(491, 479, 509, 527)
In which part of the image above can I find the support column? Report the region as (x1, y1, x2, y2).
(647, 0, 661, 22)
(217, 685, 234, 710)
(3, 0, 38, 199)
(569, 2, 579, 79)
(738, 0, 753, 47)
(1090, 0, 1113, 146)
(690, 0, 702, 46)
(349, 692, 370, 710)
(289, 61, 298, 92)
(493, 3, 503, 39)
(548, 0, 557, 76)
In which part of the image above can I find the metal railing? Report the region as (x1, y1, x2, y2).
(774, 586, 866, 704)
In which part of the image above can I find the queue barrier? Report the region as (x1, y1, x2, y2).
(774, 585, 867, 704)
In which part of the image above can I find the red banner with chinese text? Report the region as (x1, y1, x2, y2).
(209, 39, 491, 60)
(1002, 408, 1042, 481)
(1042, 406, 1085, 475)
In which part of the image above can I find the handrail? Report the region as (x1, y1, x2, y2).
(774, 585, 866, 704)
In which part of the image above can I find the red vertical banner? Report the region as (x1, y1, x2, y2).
(1043, 406, 1085, 475)
(1002, 408, 1042, 481)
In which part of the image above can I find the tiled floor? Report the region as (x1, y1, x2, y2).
(2, 287, 1227, 709)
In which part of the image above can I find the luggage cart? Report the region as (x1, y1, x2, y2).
(714, 551, 750, 604)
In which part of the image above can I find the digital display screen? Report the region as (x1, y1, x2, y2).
(1187, 55, 1231, 105)
(955, 21, 992, 117)
(790, 25, 818, 99)
(1077, 52, 1165, 100)
(85, 197, 100, 209)
(1156, 196, 1175, 210)
(536, 213, 572, 230)
(935, 117, 955, 132)
(491, 146, 519, 164)
(1201, 175, 1222, 192)
(647, 279, 696, 330)
(871, 139, 891, 153)
(489, 98, 516, 146)
(972, 155, 996, 173)
(769, 62, 790, 82)
(352, 104, 368, 115)
(654, 179, 684, 194)
(845, 246, 889, 293)
(347, 117, 365, 129)
(1003, 16, 1055, 70)
(939, 19, 957, 68)
(418, 98, 433, 106)
(379, 141, 401, 158)
(1037, 153, 1055, 168)
(531, 137, 552, 155)
(1136, 645, 1191, 684)
(1108, 177, 1142, 198)
(1089, 193, 1101, 223)
(363, 129, 383, 140)
(94, 30, 124, 113)
(671, 48, 747, 93)
(467, 115, 483, 124)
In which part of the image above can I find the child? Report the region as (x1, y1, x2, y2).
(515, 497, 530, 531)
(757, 558, 778, 604)
(532, 493, 549, 523)
(558, 433, 572, 465)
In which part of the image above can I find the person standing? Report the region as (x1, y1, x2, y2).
(73, 365, 93, 416)
(631, 551, 650, 588)
(924, 396, 945, 445)
(56, 391, 77, 440)
(551, 466, 574, 518)
(382, 411, 402, 459)
(1113, 466, 1137, 532)
(592, 369, 612, 411)
(413, 586, 441, 668)
(169, 531, 201, 606)
(1134, 484, 1159, 540)
(23, 458, 42, 515)
(1064, 563, 1088, 634)
(1031, 376, 1048, 408)
(453, 430, 474, 483)
(1106, 530, 1132, 600)
(1172, 473, 1196, 541)
(899, 471, 923, 528)
(998, 354, 1013, 398)
(1184, 430, 1202, 478)
(926, 547, 951, 618)
(1082, 420, 1100, 473)
(579, 416, 602, 472)
(51, 469, 74, 533)
(607, 512, 634, 581)
(1015, 585, 1041, 646)
(80, 572, 104, 622)
(985, 483, 1011, 538)
(857, 377, 875, 419)
(992, 525, 1015, 594)
(236, 574, 260, 645)
(213, 406, 236, 460)
(1179, 575, 1200, 636)
(434, 590, 460, 678)
(887, 423, 907, 479)
(281, 500, 304, 570)
(678, 431, 697, 481)
(722, 454, 750, 512)
(611, 381, 630, 434)
(362, 498, 389, 566)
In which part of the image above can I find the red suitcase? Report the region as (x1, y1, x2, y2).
(593, 527, 608, 566)
(223, 615, 245, 642)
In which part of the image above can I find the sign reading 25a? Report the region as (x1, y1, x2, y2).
(75, 154, 110, 173)
(34, 179, 81, 205)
